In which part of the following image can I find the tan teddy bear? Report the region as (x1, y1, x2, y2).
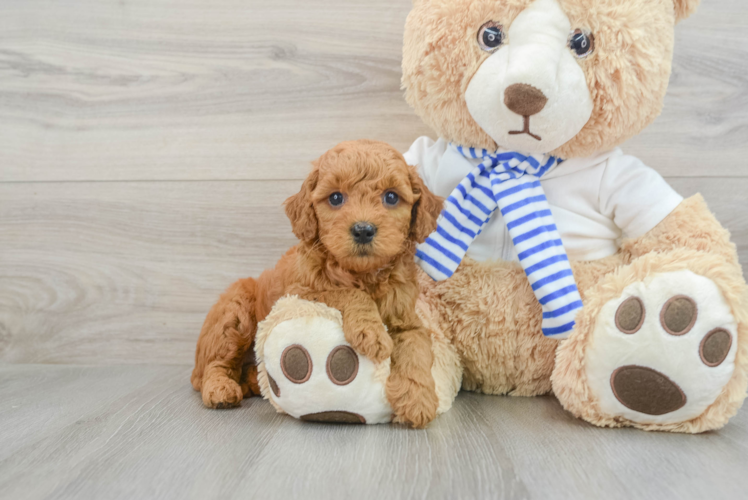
(252, 0, 746, 432)
(400, 0, 747, 432)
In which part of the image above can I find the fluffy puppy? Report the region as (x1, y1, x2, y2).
(191, 139, 444, 427)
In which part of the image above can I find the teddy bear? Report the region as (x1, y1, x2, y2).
(255, 295, 462, 424)
(256, 0, 747, 432)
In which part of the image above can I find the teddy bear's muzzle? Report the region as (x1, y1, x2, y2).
(503, 83, 548, 117)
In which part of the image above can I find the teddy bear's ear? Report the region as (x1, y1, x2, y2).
(284, 167, 319, 243)
(673, 0, 700, 23)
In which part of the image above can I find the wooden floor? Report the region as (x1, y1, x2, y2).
(1, 364, 747, 500)
(1, 0, 748, 498)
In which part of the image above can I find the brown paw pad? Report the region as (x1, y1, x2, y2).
(281, 345, 312, 383)
(268, 373, 281, 397)
(700, 328, 732, 367)
(326, 346, 359, 386)
(611, 365, 686, 415)
(300, 411, 366, 424)
(615, 296, 645, 334)
(660, 295, 697, 336)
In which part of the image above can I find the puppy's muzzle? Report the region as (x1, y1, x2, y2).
(350, 222, 377, 245)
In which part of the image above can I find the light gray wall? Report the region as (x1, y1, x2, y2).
(1, 0, 746, 365)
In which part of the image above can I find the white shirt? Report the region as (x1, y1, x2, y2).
(404, 137, 683, 263)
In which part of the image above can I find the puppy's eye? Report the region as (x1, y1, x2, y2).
(477, 21, 504, 52)
(569, 29, 594, 58)
(383, 191, 399, 207)
(328, 192, 344, 207)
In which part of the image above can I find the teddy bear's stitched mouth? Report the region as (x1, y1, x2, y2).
(509, 116, 542, 141)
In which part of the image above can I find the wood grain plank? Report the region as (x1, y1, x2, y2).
(1, 177, 746, 365)
(0, 180, 299, 364)
(1, 1, 747, 497)
(471, 392, 748, 500)
(626, 0, 748, 174)
(0, 364, 745, 500)
(0, 0, 747, 182)
(0, 0, 428, 182)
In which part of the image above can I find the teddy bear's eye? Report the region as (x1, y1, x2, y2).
(569, 29, 594, 58)
(477, 21, 504, 52)
(328, 192, 345, 207)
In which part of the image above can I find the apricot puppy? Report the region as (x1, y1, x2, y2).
(191, 139, 445, 427)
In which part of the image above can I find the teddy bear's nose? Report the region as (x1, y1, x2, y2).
(504, 83, 548, 117)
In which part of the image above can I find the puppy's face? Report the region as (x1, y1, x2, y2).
(313, 148, 415, 273)
(285, 140, 443, 273)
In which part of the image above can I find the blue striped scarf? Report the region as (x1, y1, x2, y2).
(415, 145, 583, 338)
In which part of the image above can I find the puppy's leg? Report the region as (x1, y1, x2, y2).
(240, 362, 261, 398)
(386, 326, 439, 428)
(192, 278, 260, 409)
(291, 287, 394, 363)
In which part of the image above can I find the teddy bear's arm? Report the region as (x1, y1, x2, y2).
(287, 286, 394, 363)
(620, 194, 739, 268)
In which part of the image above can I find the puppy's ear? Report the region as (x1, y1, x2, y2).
(409, 168, 444, 243)
(284, 168, 319, 242)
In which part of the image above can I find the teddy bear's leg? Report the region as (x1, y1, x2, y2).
(416, 254, 623, 398)
(553, 196, 748, 432)
(255, 296, 462, 424)
(415, 297, 463, 414)
(417, 258, 562, 396)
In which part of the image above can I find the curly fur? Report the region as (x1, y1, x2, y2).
(673, 0, 700, 22)
(191, 139, 445, 427)
(417, 250, 624, 397)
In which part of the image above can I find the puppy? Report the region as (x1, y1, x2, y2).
(191, 139, 444, 427)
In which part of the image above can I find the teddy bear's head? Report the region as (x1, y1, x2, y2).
(402, 0, 699, 159)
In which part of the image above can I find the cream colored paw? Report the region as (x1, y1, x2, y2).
(255, 296, 393, 424)
(254, 296, 462, 425)
(586, 270, 738, 425)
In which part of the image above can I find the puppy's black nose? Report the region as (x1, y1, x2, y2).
(351, 222, 377, 244)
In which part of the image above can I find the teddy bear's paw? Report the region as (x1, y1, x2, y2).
(584, 270, 738, 426)
(256, 298, 393, 424)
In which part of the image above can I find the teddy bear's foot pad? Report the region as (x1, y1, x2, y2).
(255, 296, 393, 425)
(585, 270, 738, 425)
(300, 411, 367, 424)
(610, 365, 686, 415)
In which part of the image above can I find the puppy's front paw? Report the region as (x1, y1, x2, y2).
(345, 322, 393, 363)
(201, 375, 243, 409)
(386, 370, 439, 428)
